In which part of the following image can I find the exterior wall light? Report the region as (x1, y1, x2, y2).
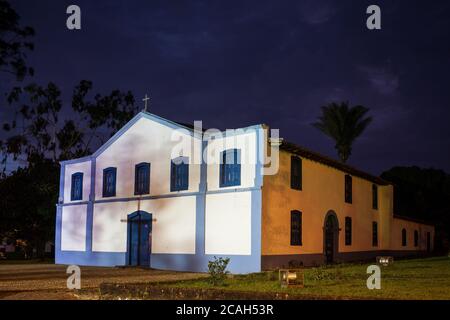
(376, 256, 394, 266)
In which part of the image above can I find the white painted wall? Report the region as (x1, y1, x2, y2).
(92, 197, 196, 254)
(140, 197, 197, 254)
(92, 201, 129, 252)
(206, 130, 257, 191)
(94, 117, 201, 199)
(61, 205, 87, 251)
(64, 160, 91, 203)
(61, 115, 260, 259)
(205, 192, 252, 255)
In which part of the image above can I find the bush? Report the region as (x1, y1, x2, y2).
(208, 256, 230, 286)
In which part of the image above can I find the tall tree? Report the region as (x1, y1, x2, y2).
(312, 102, 372, 163)
(0, 0, 34, 81)
(2, 80, 137, 171)
(0, 1, 139, 258)
(0, 81, 137, 257)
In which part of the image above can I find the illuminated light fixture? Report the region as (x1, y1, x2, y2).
(376, 256, 393, 266)
(269, 137, 283, 146)
(279, 269, 304, 288)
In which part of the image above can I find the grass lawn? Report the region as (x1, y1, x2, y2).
(169, 256, 450, 300)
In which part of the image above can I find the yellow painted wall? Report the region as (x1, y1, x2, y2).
(261, 148, 429, 256)
(391, 218, 434, 251)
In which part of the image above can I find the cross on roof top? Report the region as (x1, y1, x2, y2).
(142, 94, 150, 112)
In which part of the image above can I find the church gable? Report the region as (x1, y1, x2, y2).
(93, 112, 202, 198)
(93, 112, 198, 160)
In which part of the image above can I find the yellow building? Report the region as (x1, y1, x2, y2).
(262, 141, 434, 269)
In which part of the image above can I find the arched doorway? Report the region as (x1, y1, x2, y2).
(127, 211, 152, 267)
(323, 211, 339, 264)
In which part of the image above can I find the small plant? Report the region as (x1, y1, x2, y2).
(309, 266, 328, 281)
(308, 265, 345, 282)
(208, 256, 230, 286)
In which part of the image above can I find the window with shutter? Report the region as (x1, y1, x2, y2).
(71, 172, 83, 201)
(372, 221, 378, 246)
(290, 156, 302, 190)
(220, 149, 241, 187)
(171, 157, 189, 191)
(134, 163, 150, 195)
(290, 210, 302, 246)
(372, 184, 378, 210)
(402, 228, 407, 246)
(103, 167, 117, 197)
(345, 217, 352, 245)
(345, 175, 352, 203)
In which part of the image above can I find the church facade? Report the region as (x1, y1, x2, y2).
(55, 112, 434, 273)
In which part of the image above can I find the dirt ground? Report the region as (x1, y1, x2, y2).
(0, 263, 206, 300)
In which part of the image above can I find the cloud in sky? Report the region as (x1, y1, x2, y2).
(359, 65, 399, 95)
(297, 0, 336, 25)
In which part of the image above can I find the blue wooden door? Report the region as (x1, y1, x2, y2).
(139, 220, 150, 266)
(129, 219, 139, 265)
(128, 212, 151, 267)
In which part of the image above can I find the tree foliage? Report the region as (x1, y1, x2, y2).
(0, 0, 34, 80)
(0, 161, 58, 257)
(2, 80, 137, 171)
(0, 80, 137, 256)
(0, 2, 138, 257)
(312, 102, 372, 163)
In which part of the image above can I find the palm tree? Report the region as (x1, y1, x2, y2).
(312, 102, 372, 163)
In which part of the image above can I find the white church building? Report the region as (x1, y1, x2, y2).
(56, 111, 434, 274)
(56, 111, 265, 274)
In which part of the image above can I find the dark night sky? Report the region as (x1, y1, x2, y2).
(2, 0, 450, 175)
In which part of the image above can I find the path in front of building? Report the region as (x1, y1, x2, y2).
(0, 263, 206, 300)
